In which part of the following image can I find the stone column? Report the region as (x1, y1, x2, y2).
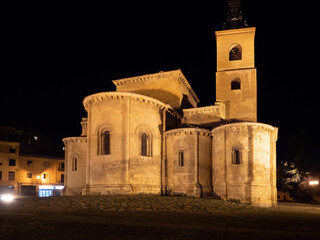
(123, 97, 132, 193)
(85, 108, 91, 194)
(224, 128, 228, 200)
(270, 129, 278, 206)
(63, 144, 68, 195)
(161, 108, 167, 195)
(194, 132, 202, 197)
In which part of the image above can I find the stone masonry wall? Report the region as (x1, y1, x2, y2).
(165, 128, 212, 197)
(63, 137, 87, 195)
(82, 92, 171, 195)
(212, 122, 278, 207)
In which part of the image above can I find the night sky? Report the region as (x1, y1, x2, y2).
(2, 1, 319, 157)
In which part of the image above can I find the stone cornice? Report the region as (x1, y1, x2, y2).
(212, 122, 278, 135)
(165, 128, 211, 138)
(112, 69, 200, 103)
(62, 137, 87, 144)
(215, 27, 256, 37)
(183, 105, 221, 117)
(83, 92, 181, 119)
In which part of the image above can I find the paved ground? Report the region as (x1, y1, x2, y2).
(1, 195, 320, 240)
(278, 202, 320, 213)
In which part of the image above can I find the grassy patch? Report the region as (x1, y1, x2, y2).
(2, 194, 255, 213)
(1, 195, 320, 240)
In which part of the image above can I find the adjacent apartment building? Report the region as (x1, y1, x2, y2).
(0, 127, 64, 197)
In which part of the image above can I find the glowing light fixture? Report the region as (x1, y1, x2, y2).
(1, 194, 14, 203)
(39, 185, 54, 190)
(36, 176, 41, 179)
(309, 180, 319, 186)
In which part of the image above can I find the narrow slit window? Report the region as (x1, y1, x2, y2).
(141, 133, 148, 157)
(232, 148, 241, 165)
(179, 150, 184, 167)
(101, 131, 110, 155)
(72, 157, 78, 171)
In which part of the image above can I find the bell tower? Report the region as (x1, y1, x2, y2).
(215, 0, 257, 122)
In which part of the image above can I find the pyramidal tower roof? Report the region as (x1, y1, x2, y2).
(222, 0, 248, 30)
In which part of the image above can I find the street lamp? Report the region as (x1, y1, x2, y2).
(309, 180, 319, 186)
(309, 180, 319, 204)
(1, 194, 14, 203)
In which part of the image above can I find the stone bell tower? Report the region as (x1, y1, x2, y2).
(215, 0, 257, 122)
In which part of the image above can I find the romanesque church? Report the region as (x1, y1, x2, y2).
(63, 0, 278, 207)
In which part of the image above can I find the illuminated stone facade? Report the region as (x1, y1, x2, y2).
(63, 22, 278, 207)
(216, 27, 257, 122)
(212, 123, 277, 207)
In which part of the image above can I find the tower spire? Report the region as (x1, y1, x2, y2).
(222, 0, 248, 30)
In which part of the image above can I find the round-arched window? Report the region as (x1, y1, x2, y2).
(232, 147, 241, 165)
(229, 44, 242, 61)
(101, 131, 110, 155)
(141, 132, 148, 157)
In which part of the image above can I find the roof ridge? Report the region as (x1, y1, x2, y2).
(112, 69, 199, 103)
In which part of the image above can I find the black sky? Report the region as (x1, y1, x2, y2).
(1, 0, 319, 156)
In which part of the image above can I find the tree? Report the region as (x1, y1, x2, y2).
(277, 128, 319, 202)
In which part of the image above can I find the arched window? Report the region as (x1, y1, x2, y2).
(232, 147, 241, 165)
(72, 156, 78, 171)
(231, 78, 241, 90)
(229, 44, 242, 61)
(101, 131, 110, 155)
(136, 125, 154, 158)
(140, 131, 152, 157)
(179, 150, 184, 167)
(96, 124, 112, 155)
(141, 133, 148, 156)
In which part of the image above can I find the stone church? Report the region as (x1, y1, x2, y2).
(63, 0, 278, 207)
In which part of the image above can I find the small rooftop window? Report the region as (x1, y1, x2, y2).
(231, 78, 241, 90)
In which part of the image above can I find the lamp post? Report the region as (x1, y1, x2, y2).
(309, 180, 319, 203)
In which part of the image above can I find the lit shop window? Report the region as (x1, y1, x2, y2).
(39, 189, 53, 197)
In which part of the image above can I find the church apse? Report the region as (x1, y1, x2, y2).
(62, 0, 278, 207)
